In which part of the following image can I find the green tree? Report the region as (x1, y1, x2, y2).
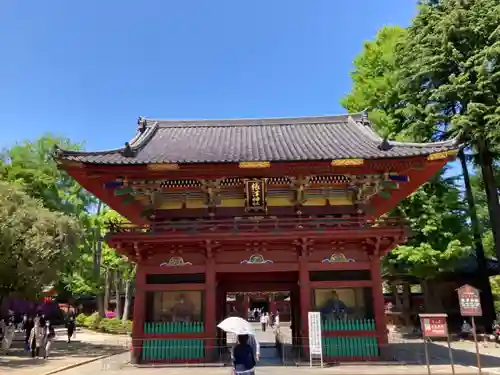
(385, 173, 472, 312)
(0, 181, 82, 302)
(393, 0, 500, 258)
(1, 134, 95, 214)
(341, 25, 406, 136)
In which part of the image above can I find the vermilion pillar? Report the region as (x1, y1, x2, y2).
(371, 257, 387, 350)
(205, 258, 216, 361)
(131, 265, 146, 364)
(299, 254, 310, 355)
(243, 294, 250, 315)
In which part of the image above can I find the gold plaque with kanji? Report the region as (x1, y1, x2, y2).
(244, 179, 267, 212)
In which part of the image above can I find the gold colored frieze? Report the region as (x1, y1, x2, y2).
(427, 150, 458, 161)
(331, 159, 364, 167)
(147, 163, 180, 171)
(239, 161, 271, 169)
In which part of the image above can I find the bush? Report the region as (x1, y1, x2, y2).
(77, 313, 132, 335)
(75, 313, 87, 326)
(84, 312, 102, 330)
(99, 318, 130, 334)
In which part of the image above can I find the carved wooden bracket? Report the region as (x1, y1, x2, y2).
(134, 242, 142, 262)
(289, 176, 311, 206)
(293, 237, 314, 257)
(204, 240, 221, 258)
(200, 179, 222, 208)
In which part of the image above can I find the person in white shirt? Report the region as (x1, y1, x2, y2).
(260, 313, 267, 332)
(274, 311, 280, 329)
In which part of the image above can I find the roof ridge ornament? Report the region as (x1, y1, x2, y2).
(360, 109, 370, 125)
(378, 138, 393, 151)
(137, 116, 147, 133)
(122, 142, 136, 158)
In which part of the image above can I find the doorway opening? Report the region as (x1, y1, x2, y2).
(249, 295, 269, 313)
(216, 271, 299, 366)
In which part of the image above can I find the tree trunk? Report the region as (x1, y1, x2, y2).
(94, 200, 105, 317)
(402, 282, 412, 326)
(478, 140, 500, 259)
(104, 270, 110, 315)
(459, 148, 495, 331)
(122, 280, 132, 322)
(390, 282, 403, 312)
(421, 280, 432, 312)
(114, 270, 122, 320)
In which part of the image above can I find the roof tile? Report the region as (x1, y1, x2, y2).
(57, 114, 458, 164)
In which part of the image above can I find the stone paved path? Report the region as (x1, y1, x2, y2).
(49, 359, 490, 375)
(0, 328, 129, 375)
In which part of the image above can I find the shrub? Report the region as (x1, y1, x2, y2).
(77, 313, 132, 335)
(84, 312, 102, 330)
(75, 313, 87, 326)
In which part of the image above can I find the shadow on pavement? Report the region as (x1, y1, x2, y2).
(385, 341, 500, 369)
(0, 338, 125, 371)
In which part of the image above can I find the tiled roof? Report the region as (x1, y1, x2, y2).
(55, 113, 459, 165)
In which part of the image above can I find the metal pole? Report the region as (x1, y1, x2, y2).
(423, 338, 431, 375)
(447, 335, 455, 375)
(471, 317, 482, 374)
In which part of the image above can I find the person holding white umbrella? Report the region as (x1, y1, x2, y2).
(218, 316, 260, 374)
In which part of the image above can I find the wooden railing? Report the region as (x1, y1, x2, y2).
(106, 216, 407, 235)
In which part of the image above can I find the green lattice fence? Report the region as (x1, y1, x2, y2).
(141, 339, 204, 361)
(321, 319, 378, 359)
(142, 322, 205, 361)
(144, 321, 204, 334)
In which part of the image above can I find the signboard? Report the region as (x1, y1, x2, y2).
(308, 312, 323, 355)
(457, 284, 482, 317)
(419, 314, 449, 337)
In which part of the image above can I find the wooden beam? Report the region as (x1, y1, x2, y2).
(106, 226, 407, 244)
(142, 284, 206, 291)
(70, 155, 433, 181)
(307, 261, 371, 271)
(215, 263, 299, 273)
(310, 280, 372, 288)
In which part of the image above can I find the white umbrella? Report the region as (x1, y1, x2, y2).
(217, 316, 255, 335)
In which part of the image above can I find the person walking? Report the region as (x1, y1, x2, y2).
(260, 312, 267, 332)
(493, 321, 500, 347)
(274, 311, 280, 330)
(2, 318, 15, 354)
(42, 320, 56, 359)
(28, 317, 43, 358)
(24, 316, 34, 348)
(66, 316, 76, 343)
(232, 334, 256, 375)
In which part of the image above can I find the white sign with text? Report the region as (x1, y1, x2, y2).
(308, 311, 323, 367)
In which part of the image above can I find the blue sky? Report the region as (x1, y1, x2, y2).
(0, 0, 419, 152)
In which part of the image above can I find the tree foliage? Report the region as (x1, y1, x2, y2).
(384, 172, 471, 280)
(0, 134, 134, 309)
(0, 181, 82, 299)
(341, 26, 407, 136)
(343, 24, 472, 280)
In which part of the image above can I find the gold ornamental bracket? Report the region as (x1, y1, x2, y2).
(239, 161, 271, 169)
(331, 159, 364, 167)
(244, 178, 268, 212)
(426, 149, 458, 161)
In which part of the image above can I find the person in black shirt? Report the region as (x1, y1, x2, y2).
(66, 316, 76, 343)
(233, 335, 256, 375)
